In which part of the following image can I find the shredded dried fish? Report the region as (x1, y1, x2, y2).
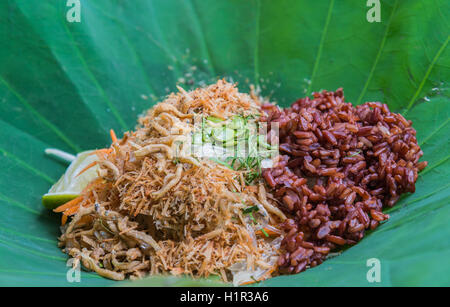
(57, 80, 282, 282)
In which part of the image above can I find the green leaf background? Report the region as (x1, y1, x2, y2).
(0, 0, 448, 286)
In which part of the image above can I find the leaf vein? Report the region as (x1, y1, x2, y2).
(306, 0, 335, 94)
(0, 77, 80, 152)
(0, 238, 65, 262)
(356, 0, 398, 105)
(189, 0, 217, 78)
(419, 154, 450, 176)
(419, 117, 450, 147)
(0, 192, 40, 216)
(254, 0, 261, 88)
(0, 226, 56, 244)
(62, 22, 128, 130)
(403, 35, 450, 115)
(0, 147, 55, 184)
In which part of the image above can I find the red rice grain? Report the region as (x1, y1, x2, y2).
(261, 88, 426, 275)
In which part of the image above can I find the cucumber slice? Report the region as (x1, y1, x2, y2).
(257, 134, 272, 149)
(212, 127, 235, 143)
(202, 126, 213, 142)
(192, 132, 203, 145)
(228, 116, 245, 130)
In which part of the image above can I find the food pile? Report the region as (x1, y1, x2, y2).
(261, 88, 427, 273)
(54, 80, 285, 285)
(50, 81, 426, 284)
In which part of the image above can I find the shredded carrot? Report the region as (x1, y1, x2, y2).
(119, 226, 138, 235)
(55, 179, 105, 224)
(244, 185, 258, 193)
(89, 148, 113, 159)
(110, 129, 118, 143)
(64, 204, 81, 216)
(54, 196, 83, 213)
(255, 226, 281, 237)
(75, 161, 98, 177)
(61, 214, 68, 225)
(240, 280, 256, 286)
(239, 267, 276, 285)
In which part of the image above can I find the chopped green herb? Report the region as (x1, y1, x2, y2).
(260, 228, 269, 237)
(250, 275, 260, 283)
(200, 114, 273, 185)
(347, 150, 361, 157)
(242, 205, 259, 214)
(244, 171, 260, 185)
(209, 157, 234, 170)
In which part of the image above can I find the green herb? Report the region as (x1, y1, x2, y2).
(260, 228, 269, 237)
(241, 205, 259, 224)
(209, 157, 234, 170)
(347, 150, 361, 157)
(203, 114, 269, 185)
(250, 276, 260, 284)
(244, 171, 260, 185)
(202, 126, 213, 142)
(257, 134, 272, 149)
(242, 205, 259, 214)
(225, 155, 264, 185)
(244, 114, 259, 123)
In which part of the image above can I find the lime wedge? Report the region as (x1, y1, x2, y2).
(42, 150, 100, 210)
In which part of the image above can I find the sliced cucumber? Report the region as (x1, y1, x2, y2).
(212, 127, 235, 143)
(257, 134, 272, 149)
(202, 126, 213, 142)
(228, 116, 245, 130)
